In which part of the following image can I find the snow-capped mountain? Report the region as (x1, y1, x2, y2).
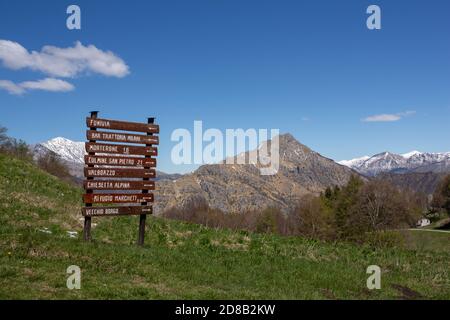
(339, 151, 450, 176)
(32, 137, 86, 178)
(338, 156, 370, 168)
(36, 137, 85, 164)
(401, 150, 421, 159)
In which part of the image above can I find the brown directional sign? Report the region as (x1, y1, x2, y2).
(84, 180, 155, 190)
(82, 206, 153, 217)
(84, 155, 156, 167)
(83, 113, 158, 246)
(86, 117, 159, 133)
(85, 142, 157, 156)
(86, 130, 159, 145)
(83, 193, 154, 204)
(84, 168, 156, 178)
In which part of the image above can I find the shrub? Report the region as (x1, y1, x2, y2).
(36, 151, 72, 182)
(290, 194, 335, 240)
(333, 175, 364, 238)
(432, 175, 450, 215)
(359, 230, 406, 249)
(334, 179, 423, 240)
(0, 126, 33, 161)
(255, 208, 283, 234)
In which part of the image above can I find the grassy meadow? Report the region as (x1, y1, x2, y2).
(0, 154, 448, 299)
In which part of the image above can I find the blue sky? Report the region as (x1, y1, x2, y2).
(0, 0, 449, 173)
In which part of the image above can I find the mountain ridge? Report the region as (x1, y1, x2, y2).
(339, 150, 450, 176)
(33, 134, 359, 214)
(155, 133, 359, 214)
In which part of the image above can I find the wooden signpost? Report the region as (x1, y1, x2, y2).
(82, 112, 159, 246)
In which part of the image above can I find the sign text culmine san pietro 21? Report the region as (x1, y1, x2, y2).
(82, 112, 159, 246)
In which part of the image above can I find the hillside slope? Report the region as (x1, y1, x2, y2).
(378, 172, 447, 195)
(0, 154, 449, 299)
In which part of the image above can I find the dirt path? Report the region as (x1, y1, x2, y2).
(407, 228, 450, 234)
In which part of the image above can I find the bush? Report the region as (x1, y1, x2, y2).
(36, 151, 72, 182)
(289, 195, 335, 240)
(255, 208, 283, 234)
(163, 201, 288, 235)
(432, 175, 450, 215)
(0, 126, 32, 161)
(359, 230, 406, 249)
(347, 179, 421, 235)
(319, 177, 424, 240)
(333, 175, 364, 238)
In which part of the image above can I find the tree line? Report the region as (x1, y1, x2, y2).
(0, 125, 73, 183)
(164, 175, 450, 244)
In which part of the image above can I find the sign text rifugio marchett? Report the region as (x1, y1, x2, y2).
(82, 112, 159, 246)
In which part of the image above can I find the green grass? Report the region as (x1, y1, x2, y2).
(0, 154, 449, 299)
(401, 230, 450, 253)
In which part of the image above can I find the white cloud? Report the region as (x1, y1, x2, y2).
(362, 110, 416, 122)
(363, 114, 401, 122)
(0, 40, 129, 78)
(0, 78, 74, 95)
(0, 80, 25, 95)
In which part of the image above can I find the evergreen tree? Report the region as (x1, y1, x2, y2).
(334, 175, 364, 238)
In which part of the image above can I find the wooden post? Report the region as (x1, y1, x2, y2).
(83, 110, 98, 241)
(137, 117, 155, 246)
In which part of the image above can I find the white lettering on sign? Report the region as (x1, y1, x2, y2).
(86, 181, 133, 189)
(86, 157, 145, 166)
(115, 182, 132, 188)
(90, 195, 151, 203)
(89, 119, 111, 128)
(94, 132, 134, 141)
(87, 156, 107, 164)
(87, 169, 116, 176)
(115, 195, 138, 202)
(84, 208, 120, 216)
(89, 144, 119, 152)
(128, 135, 141, 142)
(93, 195, 114, 202)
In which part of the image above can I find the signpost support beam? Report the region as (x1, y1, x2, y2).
(137, 117, 155, 246)
(83, 110, 98, 242)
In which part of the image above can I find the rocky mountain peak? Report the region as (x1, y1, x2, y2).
(157, 133, 358, 214)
